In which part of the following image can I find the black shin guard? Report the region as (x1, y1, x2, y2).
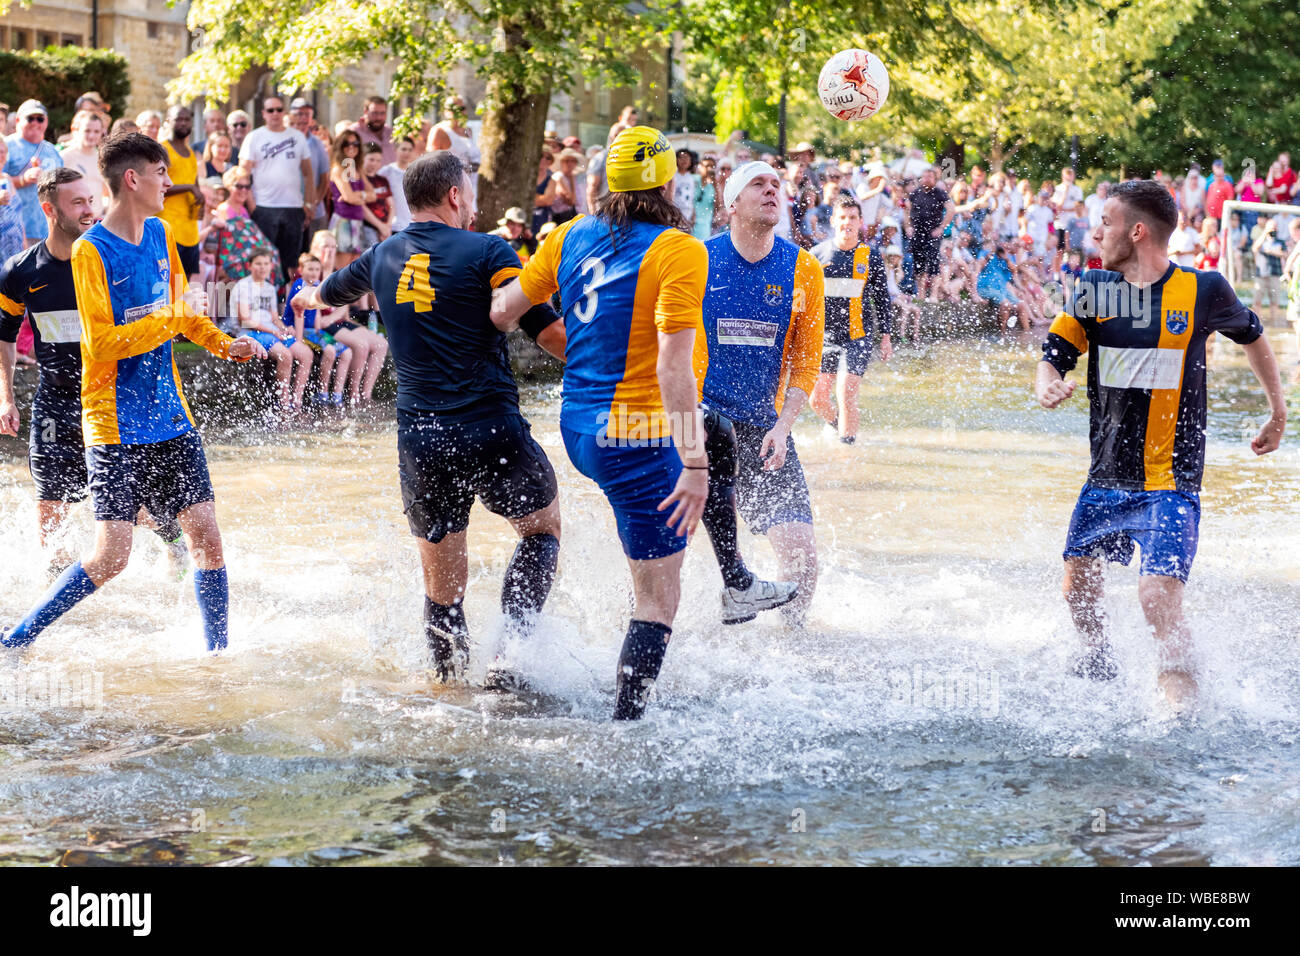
(424, 597, 469, 681)
(700, 408, 754, 591)
(501, 532, 560, 625)
(152, 514, 184, 544)
(614, 619, 672, 720)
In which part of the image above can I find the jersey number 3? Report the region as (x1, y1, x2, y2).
(396, 254, 436, 312)
(573, 256, 605, 324)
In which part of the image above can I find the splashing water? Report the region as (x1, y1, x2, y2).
(1, 332, 1297, 865)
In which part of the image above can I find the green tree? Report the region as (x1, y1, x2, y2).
(170, 0, 661, 228)
(1112, 0, 1300, 178)
(0, 47, 130, 137)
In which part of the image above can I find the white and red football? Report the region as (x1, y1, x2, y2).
(817, 48, 890, 121)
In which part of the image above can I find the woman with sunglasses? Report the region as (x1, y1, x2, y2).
(328, 133, 375, 269)
(211, 167, 282, 327)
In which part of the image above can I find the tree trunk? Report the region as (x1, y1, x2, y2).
(475, 18, 553, 233)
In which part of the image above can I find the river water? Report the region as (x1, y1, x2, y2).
(1, 330, 1297, 866)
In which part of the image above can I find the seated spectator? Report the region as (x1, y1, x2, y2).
(883, 244, 921, 340)
(211, 167, 282, 328)
(283, 252, 353, 410)
(976, 241, 1031, 331)
(234, 249, 315, 416)
(307, 230, 388, 405)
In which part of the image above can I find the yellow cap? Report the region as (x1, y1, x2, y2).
(605, 125, 675, 193)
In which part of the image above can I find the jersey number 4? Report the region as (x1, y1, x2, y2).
(396, 254, 436, 312)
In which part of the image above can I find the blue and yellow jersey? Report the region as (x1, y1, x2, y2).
(71, 217, 234, 447)
(701, 234, 825, 429)
(517, 214, 709, 440)
(319, 220, 541, 422)
(810, 239, 892, 340)
(0, 242, 83, 394)
(1042, 263, 1263, 494)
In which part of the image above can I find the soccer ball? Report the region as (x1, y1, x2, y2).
(817, 49, 890, 121)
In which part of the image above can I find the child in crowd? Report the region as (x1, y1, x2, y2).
(234, 250, 315, 416)
(283, 253, 353, 409)
(884, 244, 922, 340)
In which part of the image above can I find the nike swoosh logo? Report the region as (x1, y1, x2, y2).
(1095, 315, 1118, 323)
(112, 276, 129, 286)
(708, 285, 728, 292)
(28, 284, 47, 293)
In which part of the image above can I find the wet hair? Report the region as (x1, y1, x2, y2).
(832, 194, 861, 215)
(99, 131, 169, 196)
(593, 185, 684, 238)
(403, 150, 467, 211)
(38, 167, 84, 206)
(1109, 179, 1178, 244)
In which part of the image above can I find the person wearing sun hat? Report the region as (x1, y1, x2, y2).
(5, 101, 64, 245)
(490, 206, 534, 261)
(491, 125, 797, 719)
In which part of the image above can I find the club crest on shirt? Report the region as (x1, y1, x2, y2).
(763, 283, 784, 307)
(1165, 309, 1189, 335)
(855, 261, 866, 275)
(157, 258, 170, 281)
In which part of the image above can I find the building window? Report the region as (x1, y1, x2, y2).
(61, 34, 82, 47)
(37, 32, 56, 48)
(147, 22, 160, 40)
(12, 29, 30, 50)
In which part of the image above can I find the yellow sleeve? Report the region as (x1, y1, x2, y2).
(782, 250, 825, 397)
(490, 266, 523, 289)
(644, 229, 708, 335)
(517, 215, 582, 304)
(72, 239, 178, 364)
(1048, 311, 1088, 353)
(160, 220, 233, 359)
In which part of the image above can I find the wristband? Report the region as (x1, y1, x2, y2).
(519, 303, 560, 341)
(682, 463, 708, 470)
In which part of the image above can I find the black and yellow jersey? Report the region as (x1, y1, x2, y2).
(809, 239, 892, 341)
(1041, 263, 1263, 494)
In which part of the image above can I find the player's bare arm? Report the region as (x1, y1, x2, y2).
(1036, 360, 1077, 409)
(1241, 335, 1287, 455)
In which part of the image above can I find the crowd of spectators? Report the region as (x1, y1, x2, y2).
(5, 87, 1299, 395)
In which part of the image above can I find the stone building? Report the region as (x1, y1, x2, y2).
(2, 0, 671, 146)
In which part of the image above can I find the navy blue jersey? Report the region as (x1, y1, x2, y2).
(1042, 263, 1262, 494)
(0, 242, 82, 394)
(320, 220, 549, 422)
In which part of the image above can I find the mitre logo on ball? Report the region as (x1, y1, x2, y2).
(818, 48, 890, 121)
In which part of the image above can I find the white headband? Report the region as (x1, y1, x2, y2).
(724, 160, 779, 209)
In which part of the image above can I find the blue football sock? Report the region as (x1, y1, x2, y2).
(193, 566, 229, 652)
(2, 561, 98, 648)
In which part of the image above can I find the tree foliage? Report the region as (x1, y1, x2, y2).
(0, 47, 131, 136)
(1112, 0, 1300, 177)
(171, 0, 662, 225)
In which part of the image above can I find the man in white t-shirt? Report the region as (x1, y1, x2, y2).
(1083, 181, 1109, 255)
(378, 136, 416, 232)
(1051, 167, 1084, 235)
(238, 94, 314, 283)
(1167, 210, 1201, 268)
